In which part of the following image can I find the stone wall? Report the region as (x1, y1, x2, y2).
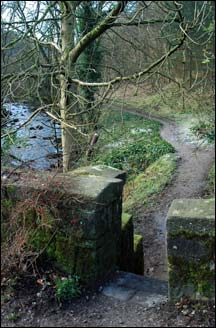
(167, 199, 215, 301)
(119, 213, 144, 275)
(2, 165, 126, 287)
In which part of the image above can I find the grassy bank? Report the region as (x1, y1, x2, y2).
(89, 110, 175, 177)
(123, 153, 177, 214)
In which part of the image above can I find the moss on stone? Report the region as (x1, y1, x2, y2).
(1, 166, 125, 287)
(168, 255, 215, 300)
(54, 234, 76, 274)
(167, 230, 215, 239)
(30, 229, 56, 259)
(121, 212, 133, 228)
(167, 199, 215, 239)
(119, 212, 134, 272)
(167, 198, 215, 301)
(133, 234, 144, 275)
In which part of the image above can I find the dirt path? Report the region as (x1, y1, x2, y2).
(120, 108, 215, 280)
(1, 110, 215, 328)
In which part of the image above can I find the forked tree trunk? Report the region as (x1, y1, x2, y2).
(58, 1, 126, 172)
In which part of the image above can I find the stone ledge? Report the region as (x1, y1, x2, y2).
(167, 199, 215, 236)
(2, 170, 125, 206)
(70, 165, 127, 183)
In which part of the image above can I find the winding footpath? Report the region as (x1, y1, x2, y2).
(120, 108, 215, 280)
(2, 108, 215, 328)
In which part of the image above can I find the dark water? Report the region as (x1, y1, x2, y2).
(2, 103, 62, 171)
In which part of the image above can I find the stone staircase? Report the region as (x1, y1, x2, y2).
(102, 271, 168, 308)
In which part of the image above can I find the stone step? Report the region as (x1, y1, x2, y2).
(101, 271, 168, 308)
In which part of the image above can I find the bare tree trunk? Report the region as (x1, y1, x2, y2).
(59, 3, 76, 172)
(189, 49, 192, 88)
(59, 75, 72, 172)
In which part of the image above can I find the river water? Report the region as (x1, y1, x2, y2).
(2, 103, 62, 171)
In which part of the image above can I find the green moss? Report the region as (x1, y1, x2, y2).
(168, 230, 215, 239)
(52, 229, 98, 280)
(29, 228, 56, 258)
(119, 212, 134, 272)
(133, 234, 144, 275)
(121, 212, 133, 228)
(54, 234, 76, 274)
(134, 234, 143, 249)
(168, 255, 215, 299)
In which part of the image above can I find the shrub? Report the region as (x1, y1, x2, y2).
(55, 275, 81, 302)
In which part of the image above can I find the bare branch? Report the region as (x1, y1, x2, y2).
(69, 1, 127, 62)
(111, 17, 180, 27)
(70, 28, 187, 87)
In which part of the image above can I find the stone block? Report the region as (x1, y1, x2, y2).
(70, 165, 127, 183)
(167, 199, 215, 301)
(133, 234, 144, 275)
(2, 166, 126, 287)
(119, 213, 134, 272)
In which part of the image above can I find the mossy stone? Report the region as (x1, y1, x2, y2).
(119, 212, 134, 272)
(133, 234, 144, 275)
(167, 198, 215, 301)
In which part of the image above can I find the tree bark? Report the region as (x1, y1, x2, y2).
(59, 2, 77, 172)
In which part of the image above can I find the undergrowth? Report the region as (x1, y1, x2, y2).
(113, 83, 214, 121)
(88, 110, 175, 177)
(190, 118, 215, 144)
(55, 275, 81, 302)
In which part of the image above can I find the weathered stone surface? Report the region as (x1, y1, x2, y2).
(4, 172, 124, 206)
(70, 165, 127, 183)
(57, 200, 122, 240)
(168, 238, 211, 259)
(133, 234, 144, 275)
(167, 198, 215, 302)
(119, 213, 134, 272)
(102, 285, 136, 301)
(167, 199, 215, 236)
